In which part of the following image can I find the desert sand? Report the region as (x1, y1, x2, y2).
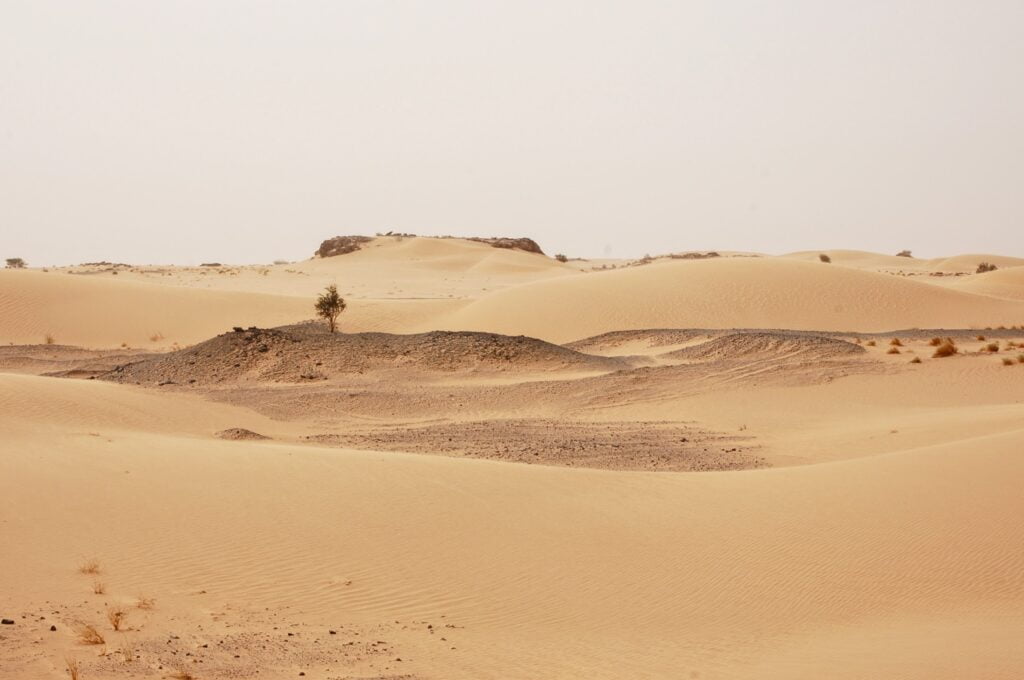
(2, 236, 1023, 679)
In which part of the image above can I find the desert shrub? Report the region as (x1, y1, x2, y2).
(929, 337, 942, 346)
(887, 346, 900, 354)
(78, 558, 100, 574)
(554, 253, 568, 263)
(890, 338, 903, 346)
(819, 253, 831, 263)
(896, 250, 913, 258)
(1002, 357, 1014, 366)
(977, 335, 986, 341)
(44, 334, 55, 345)
(985, 342, 1000, 353)
(72, 621, 105, 645)
(976, 262, 998, 273)
(65, 655, 80, 680)
(106, 606, 127, 631)
(910, 357, 922, 364)
(933, 341, 958, 358)
(314, 284, 346, 333)
(5, 257, 26, 268)
(865, 340, 876, 347)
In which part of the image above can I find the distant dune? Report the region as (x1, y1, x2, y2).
(426, 257, 1024, 342)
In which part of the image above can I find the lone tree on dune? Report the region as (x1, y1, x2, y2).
(5, 257, 26, 268)
(315, 284, 346, 333)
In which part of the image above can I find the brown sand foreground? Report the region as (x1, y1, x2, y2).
(2, 237, 1024, 679)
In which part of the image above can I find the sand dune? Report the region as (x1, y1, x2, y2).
(945, 265, 1024, 300)
(2, 373, 1021, 679)
(427, 257, 1024, 342)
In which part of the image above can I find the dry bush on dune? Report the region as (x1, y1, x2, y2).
(890, 338, 903, 346)
(64, 655, 80, 680)
(78, 558, 100, 575)
(896, 250, 913, 257)
(976, 262, 998, 273)
(5, 257, 26, 268)
(887, 346, 901, 354)
(933, 341, 958, 358)
(819, 253, 831, 263)
(986, 342, 1000, 353)
(45, 334, 55, 345)
(72, 621, 105, 645)
(118, 639, 136, 663)
(92, 581, 105, 595)
(554, 253, 569, 262)
(106, 606, 127, 631)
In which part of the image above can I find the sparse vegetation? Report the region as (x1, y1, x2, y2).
(314, 284, 346, 333)
(865, 340, 876, 347)
(65, 655, 80, 680)
(106, 606, 127, 631)
(985, 342, 1000, 353)
(819, 253, 831, 263)
(896, 250, 913, 258)
(78, 558, 100, 574)
(45, 334, 55, 345)
(118, 638, 136, 663)
(976, 262, 998, 273)
(929, 337, 943, 346)
(887, 346, 900, 354)
(910, 357, 922, 364)
(72, 621, 105, 645)
(890, 338, 903, 346)
(5, 257, 26, 268)
(1002, 357, 1014, 366)
(554, 253, 569, 263)
(92, 581, 105, 594)
(977, 335, 986, 341)
(933, 341, 958, 358)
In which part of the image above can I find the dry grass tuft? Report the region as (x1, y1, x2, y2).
(78, 558, 100, 575)
(977, 335, 986, 341)
(72, 621, 105, 645)
(929, 337, 943, 346)
(889, 338, 903, 346)
(149, 332, 164, 342)
(92, 581, 105, 595)
(910, 357, 922, 364)
(1002, 357, 1014, 366)
(865, 340, 876, 347)
(985, 342, 1000, 353)
(135, 595, 156, 610)
(118, 638, 136, 663)
(45, 334, 56, 345)
(65, 655, 81, 680)
(106, 606, 127, 631)
(933, 341, 958, 358)
(887, 346, 900, 354)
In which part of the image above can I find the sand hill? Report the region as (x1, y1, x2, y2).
(426, 257, 1024, 342)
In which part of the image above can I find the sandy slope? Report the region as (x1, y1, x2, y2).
(784, 249, 1024, 273)
(428, 257, 1024, 342)
(2, 373, 1022, 679)
(943, 265, 1024, 300)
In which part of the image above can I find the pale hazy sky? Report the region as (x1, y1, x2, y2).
(2, 1, 1023, 265)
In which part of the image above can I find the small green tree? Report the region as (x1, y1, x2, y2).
(5, 257, 26, 269)
(315, 284, 346, 333)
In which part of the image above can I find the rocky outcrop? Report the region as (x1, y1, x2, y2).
(315, 236, 373, 258)
(467, 237, 544, 255)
